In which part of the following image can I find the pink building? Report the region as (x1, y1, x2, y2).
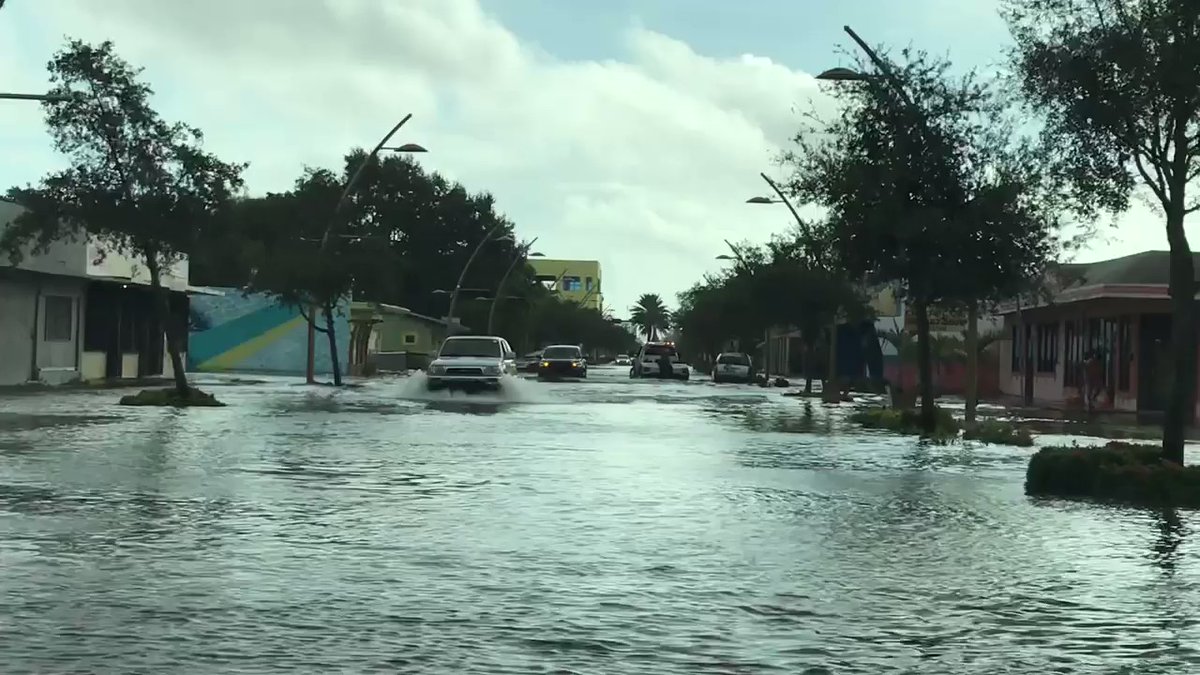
(998, 251, 1200, 421)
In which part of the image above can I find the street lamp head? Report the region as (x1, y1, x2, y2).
(528, 251, 545, 257)
(382, 143, 428, 153)
(746, 196, 777, 204)
(816, 67, 878, 82)
(715, 254, 735, 261)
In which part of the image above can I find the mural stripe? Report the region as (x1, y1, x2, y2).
(197, 315, 307, 371)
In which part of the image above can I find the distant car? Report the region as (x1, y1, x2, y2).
(712, 352, 753, 383)
(426, 336, 517, 392)
(630, 341, 690, 380)
(614, 354, 631, 366)
(515, 350, 543, 373)
(537, 344, 587, 380)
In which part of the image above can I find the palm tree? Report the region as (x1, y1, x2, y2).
(630, 293, 671, 341)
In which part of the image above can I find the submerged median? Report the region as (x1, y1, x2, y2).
(849, 406, 1033, 447)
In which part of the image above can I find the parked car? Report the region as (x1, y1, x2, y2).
(614, 354, 631, 366)
(537, 344, 588, 380)
(630, 341, 690, 380)
(426, 336, 517, 392)
(712, 352, 753, 383)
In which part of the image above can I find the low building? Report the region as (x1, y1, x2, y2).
(997, 250, 1200, 420)
(0, 198, 191, 386)
(348, 302, 455, 373)
(529, 258, 603, 311)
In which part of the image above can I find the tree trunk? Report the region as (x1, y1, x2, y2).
(913, 299, 936, 432)
(803, 341, 813, 394)
(146, 255, 189, 397)
(306, 305, 317, 384)
(1163, 207, 1196, 464)
(820, 314, 840, 398)
(965, 301, 979, 424)
(324, 300, 343, 387)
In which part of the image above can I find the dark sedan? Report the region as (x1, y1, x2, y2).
(537, 345, 587, 380)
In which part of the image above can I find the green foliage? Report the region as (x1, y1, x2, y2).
(1026, 442, 1200, 508)
(629, 293, 671, 341)
(673, 225, 868, 369)
(118, 387, 225, 407)
(849, 406, 960, 440)
(963, 420, 1035, 447)
(2, 39, 244, 396)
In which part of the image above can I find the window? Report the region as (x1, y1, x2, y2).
(43, 295, 74, 342)
(585, 277, 593, 292)
(1010, 324, 1021, 373)
(1036, 322, 1058, 373)
(1064, 320, 1081, 386)
(1118, 316, 1132, 391)
(403, 333, 417, 345)
(561, 276, 582, 292)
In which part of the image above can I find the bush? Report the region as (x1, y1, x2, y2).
(1025, 442, 1200, 508)
(963, 420, 1034, 447)
(118, 387, 225, 407)
(850, 406, 960, 440)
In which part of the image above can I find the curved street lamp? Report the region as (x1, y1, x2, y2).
(488, 239, 542, 334)
(306, 113, 426, 384)
(446, 228, 514, 333)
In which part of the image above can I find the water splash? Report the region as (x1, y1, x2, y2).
(396, 371, 551, 404)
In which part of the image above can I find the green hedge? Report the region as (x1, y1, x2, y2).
(118, 387, 225, 407)
(1025, 442, 1200, 508)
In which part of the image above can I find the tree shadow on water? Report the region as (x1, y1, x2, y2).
(1150, 508, 1185, 575)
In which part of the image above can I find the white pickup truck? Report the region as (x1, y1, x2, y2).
(426, 335, 518, 392)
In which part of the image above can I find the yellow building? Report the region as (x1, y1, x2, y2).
(529, 258, 603, 311)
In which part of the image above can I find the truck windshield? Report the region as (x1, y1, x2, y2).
(543, 347, 581, 359)
(643, 344, 677, 357)
(440, 338, 501, 358)
(718, 353, 750, 365)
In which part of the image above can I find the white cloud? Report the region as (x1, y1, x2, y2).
(1, 0, 1184, 313)
(2, 0, 828, 315)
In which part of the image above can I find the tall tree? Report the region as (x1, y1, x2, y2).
(1006, 0, 1200, 463)
(789, 47, 1061, 432)
(630, 293, 671, 341)
(1, 39, 244, 397)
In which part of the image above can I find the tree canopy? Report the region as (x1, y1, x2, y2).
(629, 293, 671, 342)
(786, 46, 1063, 430)
(2, 38, 245, 396)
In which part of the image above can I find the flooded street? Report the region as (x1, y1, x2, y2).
(2, 368, 1199, 674)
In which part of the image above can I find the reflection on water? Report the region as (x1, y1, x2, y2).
(0, 372, 1198, 673)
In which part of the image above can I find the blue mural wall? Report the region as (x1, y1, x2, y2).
(187, 289, 350, 375)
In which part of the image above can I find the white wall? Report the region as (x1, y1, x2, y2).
(0, 274, 85, 385)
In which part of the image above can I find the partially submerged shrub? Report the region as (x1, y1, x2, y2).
(964, 420, 1035, 447)
(1026, 442, 1200, 508)
(850, 406, 960, 440)
(118, 387, 225, 407)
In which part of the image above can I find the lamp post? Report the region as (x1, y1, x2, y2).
(817, 25, 972, 418)
(488, 239, 542, 334)
(305, 114, 426, 384)
(0, 92, 76, 102)
(445, 226, 513, 334)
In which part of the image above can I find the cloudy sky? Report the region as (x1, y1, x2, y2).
(0, 0, 1189, 315)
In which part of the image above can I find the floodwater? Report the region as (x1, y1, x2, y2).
(1, 368, 1198, 674)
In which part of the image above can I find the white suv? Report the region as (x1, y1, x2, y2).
(712, 352, 753, 383)
(426, 336, 518, 392)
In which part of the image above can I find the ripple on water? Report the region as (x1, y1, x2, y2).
(0, 377, 1199, 673)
